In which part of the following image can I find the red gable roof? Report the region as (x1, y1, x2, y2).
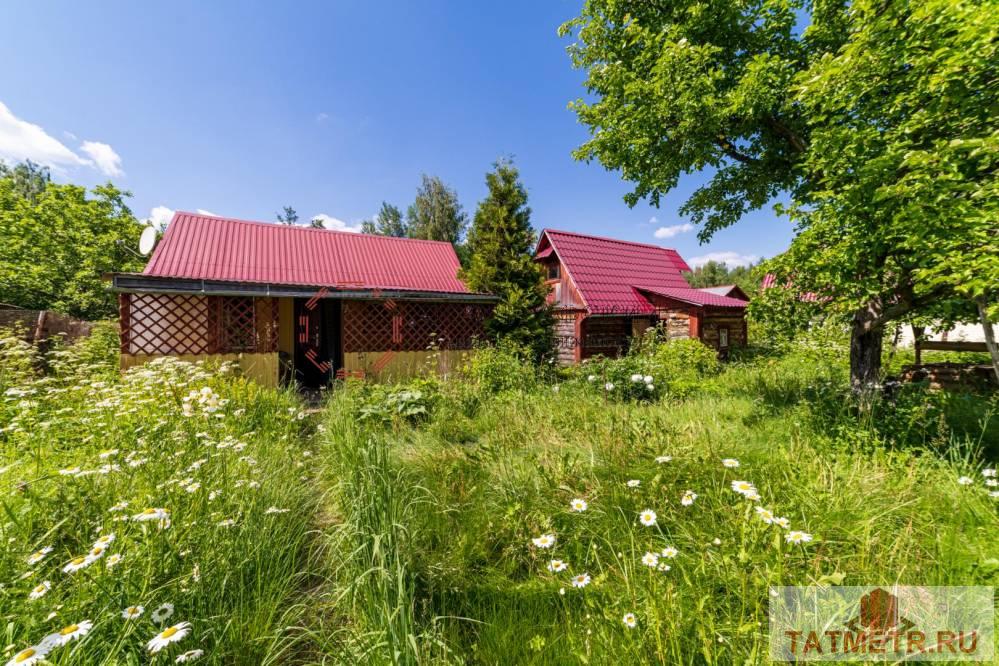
(536, 229, 746, 313)
(144, 212, 470, 294)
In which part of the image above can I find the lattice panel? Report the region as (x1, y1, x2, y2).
(121, 294, 279, 355)
(343, 300, 492, 353)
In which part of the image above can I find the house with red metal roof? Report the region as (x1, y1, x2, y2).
(110, 212, 496, 387)
(534, 229, 748, 363)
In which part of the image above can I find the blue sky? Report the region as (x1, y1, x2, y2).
(0, 0, 792, 267)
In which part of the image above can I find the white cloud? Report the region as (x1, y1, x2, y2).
(196, 209, 220, 217)
(316, 112, 330, 123)
(653, 223, 694, 239)
(311, 214, 362, 233)
(142, 206, 175, 230)
(79, 141, 124, 177)
(0, 101, 124, 178)
(0, 101, 88, 172)
(687, 251, 759, 268)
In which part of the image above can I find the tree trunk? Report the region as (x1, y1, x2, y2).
(976, 297, 999, 384)
(850, 313, 884, 394)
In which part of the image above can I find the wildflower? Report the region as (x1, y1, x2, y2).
(630, 374, 643, 382)
(133, 508, 170, 522)
(785, 531, 814, 545)
(730, 480, 756, 495)
(721, 458, 740, 468)
(571, 573, 591, 588)
(93, 534, 115, 548)
(5, 645, 49, 666)
(643, 375, 653, 384)
(987, 479, 998, 488)
(957, 476, 973, 485)
(62, 556, 93, 573)
(98, 449, 119, 459)
(712, 538, 722, 546)
(532, 534, 556, 549)
(773, 516, 791, 530)
(755, 507, 776, 524)
(43, 620, 93, 647)
(184, 482, 201, 493)
(217, 519, 236, 528)
(547, 559, 568, 572)
(990, 491, 999, 498)
(984, 468, 997, 478)
(743, 488, 761, 501)
(641, 552, 659, 567)
(58, 467, 81, 476)
(106, 553, 123, 569)
(28, 581, 51, 600)
(626, 479, 640, 488)
(638, 509, 657, 526)
(622, 613, 637, 628)
(587, 375, 596, 382)
(604, 382, 614, 391)
(27, 546, 52, 565)
(569, 498, 588, 513)
(151, 603, 175, 624)
(109, 501, 129, 512)
(147, 622, 192, 653)
(122, 605, 145, 620)
(681, 490, 697, 506)
(176, 650, 205, 663)
(264, 506, 290, 515)
(661, 546, 678, 558)
(657, 562, 672, 572)
(655, 455, 672, 464)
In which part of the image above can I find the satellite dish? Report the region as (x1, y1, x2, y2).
(138, 226, 158, 256)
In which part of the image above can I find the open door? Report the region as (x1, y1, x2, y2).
(293, 299, 341, 389)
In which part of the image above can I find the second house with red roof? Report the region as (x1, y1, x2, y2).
(535, 229, 749, 364)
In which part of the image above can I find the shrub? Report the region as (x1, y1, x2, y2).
(462, 339, 537, 394)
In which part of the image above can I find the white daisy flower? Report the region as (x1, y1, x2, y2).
(661, 546, 679, 558)
(721, 458, 740, 468)
(743, 489, 761, 501)
(755, 507, 776, 524)
(217, 519, 236, 528)
(986, 479, 998, 487)
(730, 480, 756, 495)
(547, 559, 568, 572)
(93, 534, 115, 548)
(5, 645, 49, 666)
(638, 509, 657, 526)
(569, 498, 588, 513)
(643, 375, 653, 384)
(622, 612, 637, 628)
(532, 534, 556, 549)
(983, 468, 997, 478)
(774, 517, 791, 529)
(151, 603, 175, 624)
(122, 605, 145, 620)
(626, 479, 641, 488)
(28, 581, 51, 600)
(133, 508, 170, 522)
(641, 552, 659, 567)
(604, 382, 614, 391)
(106, 553, 123, 569)
(264, 506, 290, 515)
(27, 546, 52, 565)
(571, 573, 591, 588)
(785, 531, 814, 544)
(655, 455, 672, 464)
(62, 555, 93, 573)
(175, 650, 205, 663)
(990, 491, 999, 498)
(630, 374, 643, 382)
(147, 622, 192, 653)
(957, 476, 974, 485)
(681, 490, 697, 506)
(43, 620, 93, 648)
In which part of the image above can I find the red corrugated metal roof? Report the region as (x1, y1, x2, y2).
(143, 212, 471, 293)
(637, 286, 749, 309)
(536, 229, 694, 314)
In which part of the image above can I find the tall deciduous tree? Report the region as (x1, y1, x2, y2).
(0, 168, 143, 319)
(461, 159, 553, 358)
(561, 0, 997, 390)
(361, 202, 408, 237)
(276, 206, 298, 225)
(684, 260, 759, 293)
(406, 175, 467, 245)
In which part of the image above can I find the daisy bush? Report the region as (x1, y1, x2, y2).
(0, 331, 318, 664)
(313, 344, 999, 664)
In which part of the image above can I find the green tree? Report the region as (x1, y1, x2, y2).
(361, 202, 408, 237)
(0, 169, 143, 319)
(684, 260, 759, 293)
(0, 160, 50, 202)
(406, 175, 467, 245)
(276, 206, 298, 225)
(461, 160, 553, 359)
(561, 0, 996, 390)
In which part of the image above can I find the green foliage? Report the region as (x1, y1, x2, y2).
(356, 379, 440, 425)
(360, 201, 408, 238)
(683, 260, 759, 293)
(276, 205, 298, 225)
(406, 174, 467, 245)
(461, 159, 554, 360)
(0, 167, 143, 319)
(461, 339, 539, 394)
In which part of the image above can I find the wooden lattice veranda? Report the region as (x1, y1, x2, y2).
(342, 300, 491, 353)
(120, 294, 279, 355)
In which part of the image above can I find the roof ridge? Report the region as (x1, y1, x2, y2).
(172, 211, 454, 247)
(541, 228, 682, 254)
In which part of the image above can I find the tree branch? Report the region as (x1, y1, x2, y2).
(763, 114, 808, 153)
(714, 136, 759, 164)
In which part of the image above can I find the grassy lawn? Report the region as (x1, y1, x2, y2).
(2, 329, 997, 664)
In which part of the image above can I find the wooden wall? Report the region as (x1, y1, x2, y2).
(553, 312, 581, 366)
(700, 310, 747, 350)
(342, 349, 469, 382)
(580, 316, 631, 359)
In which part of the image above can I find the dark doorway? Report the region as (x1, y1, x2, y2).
(293, 298, 342, 389)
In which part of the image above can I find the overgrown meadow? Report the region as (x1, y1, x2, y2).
(2, 327, 997, 664)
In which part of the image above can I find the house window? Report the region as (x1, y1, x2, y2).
(547, 263, 560, 280)
(719, 327, 729, 348)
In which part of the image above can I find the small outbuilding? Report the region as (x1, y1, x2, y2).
(110, 212, 496, 387)
(535, 229, 748, 364)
